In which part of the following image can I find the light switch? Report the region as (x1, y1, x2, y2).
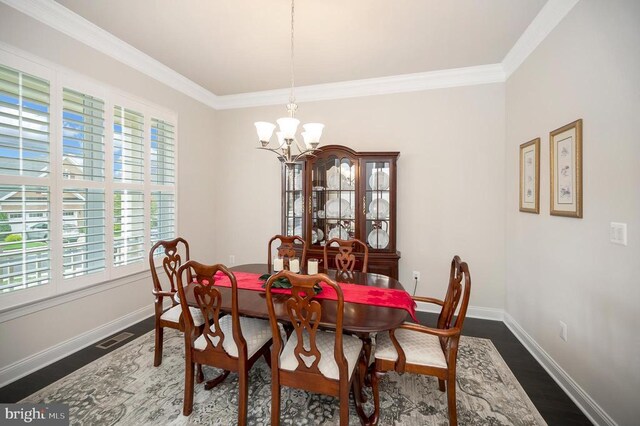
(610, 222, 628, 246)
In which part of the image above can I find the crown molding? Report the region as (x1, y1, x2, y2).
(215, 64, 505, 109)
(502, 0, 580, 78)
(0, 0, 220, 109)
(2, 0, 578, 109)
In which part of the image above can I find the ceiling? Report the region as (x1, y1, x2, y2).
(54, 0, 547, 96)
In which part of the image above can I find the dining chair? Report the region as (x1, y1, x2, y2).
(323, 238, 369, 274)
(265, 270, 364, 426)
(370, 255, 471, 426)
(267, 234, 307, 272)
(176, 260, 273, 424)
(149, 237, 206, 368)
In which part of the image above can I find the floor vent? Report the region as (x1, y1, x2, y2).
(96, 332, 134, 350)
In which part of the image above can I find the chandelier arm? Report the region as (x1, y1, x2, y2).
(257, 146, 286, 156)
(292, 137, 307, 153)
(292, 149, 318, 163)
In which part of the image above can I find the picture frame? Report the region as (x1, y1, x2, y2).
(519, 138, 540, 213)
(550, 119, 583, 218)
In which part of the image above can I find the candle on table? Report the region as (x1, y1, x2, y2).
(307, 259, 319, 275)
(289, 258, 300, 273)
(273, 257, 284, 272)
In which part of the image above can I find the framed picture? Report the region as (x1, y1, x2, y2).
(550, 119, 583, 218)
(519, 138, 540, 213)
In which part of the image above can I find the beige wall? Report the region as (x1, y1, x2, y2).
(214, 84, 506, 309)
(505, 1, 640, 424)
(0, 5, 219, 370)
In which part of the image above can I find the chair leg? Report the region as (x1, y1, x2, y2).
(271, 374, 280, 426)
(196, 364, 204, 383)
(183, 359, 195, 416)
(154, 326, 163, 367)
(339, 383, 350, 426)
(446, 376, 458, 426)
(438, 379, 445, 392)
(369, 368, 383, 426)
(238, 366, 249, 426)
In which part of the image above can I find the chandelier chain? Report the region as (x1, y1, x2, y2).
(289, 0, 295, 106)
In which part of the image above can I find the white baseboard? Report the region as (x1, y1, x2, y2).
(415, 302, 504, 321)
(0, 305, 154, 389)
(503, 312, 617, 426)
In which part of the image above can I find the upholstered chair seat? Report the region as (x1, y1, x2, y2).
(194, 316, 272, 358)
(375, 329, 447, 369)
(160, 304, 206, 327)
(280, 330, 363, 380)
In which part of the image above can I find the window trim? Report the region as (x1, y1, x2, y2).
(0, 45, 178, 312)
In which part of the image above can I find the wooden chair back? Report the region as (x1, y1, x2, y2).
(323, 238, 369, 273)
(437, 255, 472, 333)
(265, 270, 348, 379)
(176, 261, 245, 354)
(267, 234, 308, 272)
(149, 237, 190, 295)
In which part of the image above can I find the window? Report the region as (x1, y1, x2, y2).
(150, 118, 176, 246)
(113, 190, 144, 267)
(63, 88, 105, 181)
(113, 105, 144, 183)
(61, 88, 106, 280)
(0, 54, 177, 306)
(63, 188, 105, 279)
(0, 63, 51, 294)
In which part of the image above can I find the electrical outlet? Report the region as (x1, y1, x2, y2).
(412, 271, 420, 281)
(559, 321, 568, 342)
(229, 255, 235, 265)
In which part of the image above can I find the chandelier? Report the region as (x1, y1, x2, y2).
(254, 0, 324, 165)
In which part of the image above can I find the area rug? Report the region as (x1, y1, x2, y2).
(22, 329, 546, 425)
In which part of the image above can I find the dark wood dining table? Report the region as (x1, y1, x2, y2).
(184, 263, 410, 334)
(183, 263, 410, 424)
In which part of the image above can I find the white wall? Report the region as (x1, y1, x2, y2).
(0, 5, 219, 374)
(214, 84, 506, 310)
(505, 1, 640, 424)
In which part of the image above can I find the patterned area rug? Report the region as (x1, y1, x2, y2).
(22, 329, 546, 425)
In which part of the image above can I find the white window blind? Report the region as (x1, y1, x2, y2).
(0, 52, 178, 305)
(113, 190, 144, 267)
(113, 105, 144, 183)
(0, 65, 50, 177)
(63, 188, 105, 279)
(0, 185, 50, 293)
(150, 191, 175, 245)
(62, 88, 105, 181)
(0, 63, 51, 295)
(61, 86, 107, 281)
(150, 118, 175, 185)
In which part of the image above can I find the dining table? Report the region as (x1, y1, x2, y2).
(183, 263, 413, 424)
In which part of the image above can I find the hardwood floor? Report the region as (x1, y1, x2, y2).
(0, 314, 592, 425)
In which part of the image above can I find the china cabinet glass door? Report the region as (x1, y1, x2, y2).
(363, 160, 392, 250)
(310, 154, 357, 248)
(283, 163, 304, 237)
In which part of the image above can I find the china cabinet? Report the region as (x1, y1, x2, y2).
(281, 145, 400, 278)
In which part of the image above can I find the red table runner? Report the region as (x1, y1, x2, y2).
(206, 271, 417, 321)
